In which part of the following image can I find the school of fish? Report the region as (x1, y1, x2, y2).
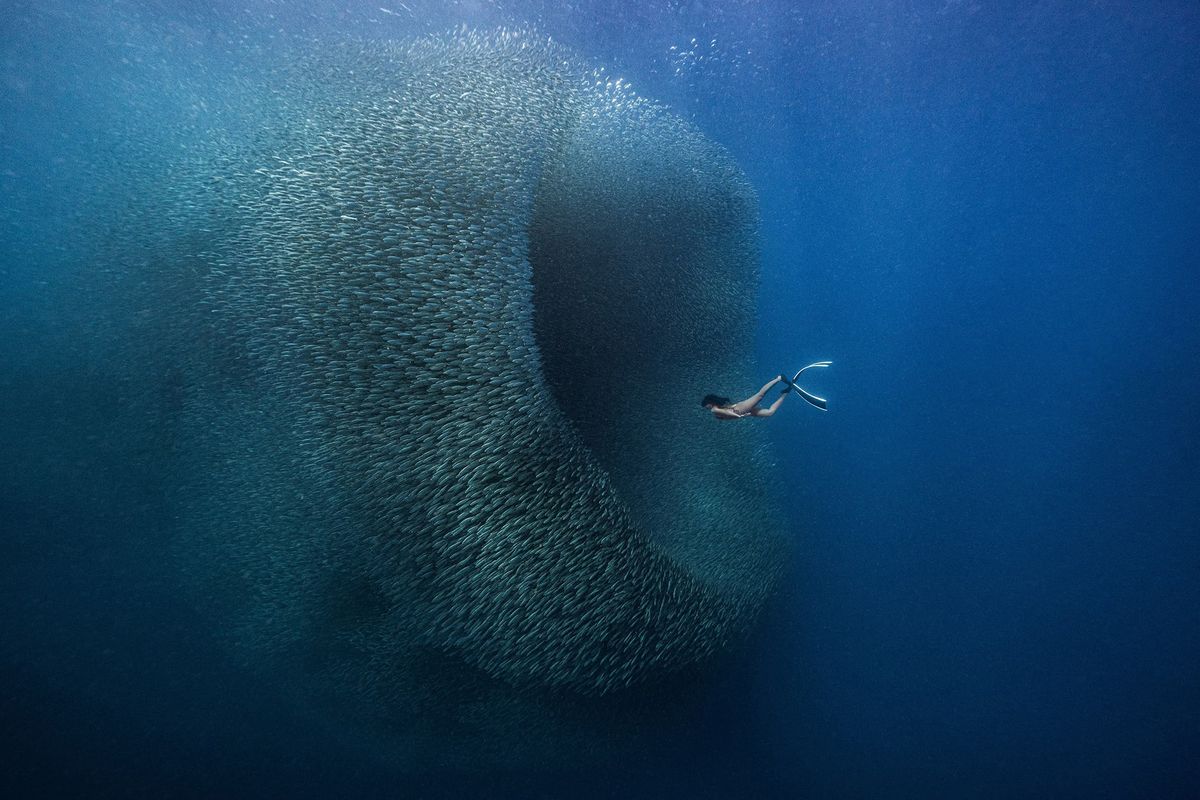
(155, 29, 788, 762)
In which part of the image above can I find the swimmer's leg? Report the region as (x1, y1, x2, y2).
(730, 376, 783, 415)
(751, 392, 787, 417)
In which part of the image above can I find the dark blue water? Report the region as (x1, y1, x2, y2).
(3, 2, 1197, 797)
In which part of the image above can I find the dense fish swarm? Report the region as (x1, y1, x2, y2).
(161, 29, 786, 761)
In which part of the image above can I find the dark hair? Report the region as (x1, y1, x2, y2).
(701, 394, 732, 408)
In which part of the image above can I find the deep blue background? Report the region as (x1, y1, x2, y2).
(2, 1, 1198, 797)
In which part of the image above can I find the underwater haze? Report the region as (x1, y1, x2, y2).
(2, 1, 1199, 798)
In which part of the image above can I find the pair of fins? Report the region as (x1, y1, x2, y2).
(780, 361, 832, 411)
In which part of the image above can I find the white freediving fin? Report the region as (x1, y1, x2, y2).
(785, 361, 832, 411)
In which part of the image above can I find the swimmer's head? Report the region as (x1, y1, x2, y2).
(701, 394, 732, 410)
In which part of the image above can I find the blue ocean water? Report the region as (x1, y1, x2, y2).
(2, 2, 1198, 798)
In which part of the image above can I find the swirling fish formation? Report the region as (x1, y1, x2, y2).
(168, 29, 786, 760)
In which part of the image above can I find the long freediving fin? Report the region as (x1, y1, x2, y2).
(785, 361, 832, 411)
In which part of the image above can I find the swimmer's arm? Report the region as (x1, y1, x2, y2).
(712, 407, 746, 420)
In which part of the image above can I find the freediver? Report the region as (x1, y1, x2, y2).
(702, 361, 832, 419)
